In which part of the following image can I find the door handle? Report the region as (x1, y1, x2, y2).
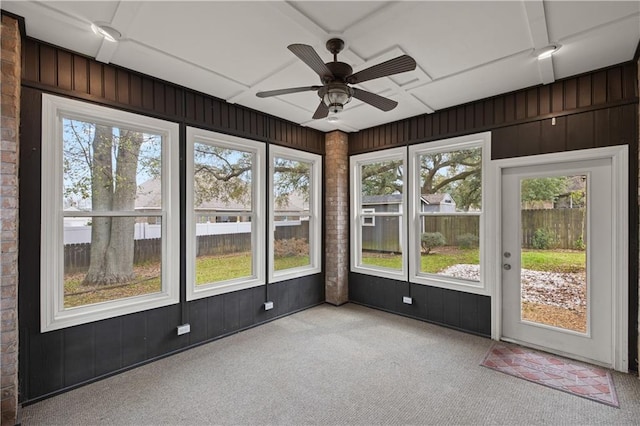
(503, 264, 511, 270)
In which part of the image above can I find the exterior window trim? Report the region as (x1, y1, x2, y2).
(186, 127, 266, 301)
(268, 145, 322, 283)
(408, 132, 494, 296)
(40, 94, 180, 332)
(350, 147, 408, 281)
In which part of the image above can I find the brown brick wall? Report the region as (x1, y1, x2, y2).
(1, 14, 20, 426)
(325, 131, 349, 305)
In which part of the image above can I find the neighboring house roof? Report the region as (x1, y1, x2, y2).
(362, 194, 402, 204)
(421, 193, 454, 205)
(135, 179, 307, 211)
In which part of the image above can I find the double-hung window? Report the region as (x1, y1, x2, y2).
(269, 145, 322, 282)
(350, 147, 407, 280)
(409, 132, 492, 294)
(41, 94, 179, 331)
(186, 128, 265, 300)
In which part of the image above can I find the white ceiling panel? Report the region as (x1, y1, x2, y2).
(127, 1, 316, 86)
(411, 52, 542, 111)
(110, 40, 246, 100)
(347, 1, 533, 78)
(2, 1, 638, 132)
(552, 14, 640, 80)
(545, 1, 640, 42)
(289, 1, 390, 34)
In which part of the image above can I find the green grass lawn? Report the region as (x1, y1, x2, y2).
(64, 253, 311, 308)
(64, 248, 586, 308)
(362, 248, 585, 274)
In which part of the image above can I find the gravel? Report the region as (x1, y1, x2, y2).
(438, 264, 586, 311)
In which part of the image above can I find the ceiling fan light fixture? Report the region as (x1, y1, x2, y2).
(535, 44, 560, 60)
(91, 22, 121, 42)
(322, 84, 352, 114)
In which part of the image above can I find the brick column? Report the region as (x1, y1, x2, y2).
(325, 131, 349, 305)
(1, 14, 20, 426)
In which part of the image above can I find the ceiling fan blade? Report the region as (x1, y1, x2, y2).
(312, 101, 329, 119)
(351, 88, 398, 112)
(288, 44, 334, 79)
(346, 55, 416, 84)
(256, 86, 321, 98)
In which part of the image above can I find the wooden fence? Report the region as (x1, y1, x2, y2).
(64, 222, 310, 273)
(521, 209, 585, 249)
(361, 209, 586, 253)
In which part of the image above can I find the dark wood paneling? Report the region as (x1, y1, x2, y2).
(63, 326, 95, 386)
(94, 319, 123, 376)
(350, 62, 638, 155)
(349, 273, 491, 336)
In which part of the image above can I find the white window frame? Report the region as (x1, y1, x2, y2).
(350, 147, 408, 280)
(408, 132, 494, 295)
(268, 145, 322, 283)
(40, 94, 180, 332)
(186, 127, 266, 300)
(361, 208, 376, 227)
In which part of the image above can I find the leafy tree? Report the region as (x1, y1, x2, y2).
(520, 177, 567, 208)
(361, 160, 403, 196)
(419, 148, 482, 211)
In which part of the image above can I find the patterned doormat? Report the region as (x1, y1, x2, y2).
(481, 342, 619, 407)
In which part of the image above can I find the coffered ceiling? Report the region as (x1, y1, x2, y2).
(3, 1, 639, 133)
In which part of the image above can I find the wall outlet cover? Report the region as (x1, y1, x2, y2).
(177, 324, 191, 335)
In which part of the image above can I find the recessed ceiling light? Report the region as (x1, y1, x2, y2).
(327, 116, 339, 123)
(535, 44, 560, 60)
(91, 22, 121, 42)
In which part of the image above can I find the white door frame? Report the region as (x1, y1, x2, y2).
(490, 145, 629, 372)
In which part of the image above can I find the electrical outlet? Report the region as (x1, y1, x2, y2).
(402, 296, 413, 305)
(177, 324, 190, 335)
(263, 301, 274, 311)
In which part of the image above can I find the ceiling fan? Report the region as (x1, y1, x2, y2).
(256, 38, 417, 119)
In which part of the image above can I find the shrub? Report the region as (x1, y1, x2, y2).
(421, 232, 446, 254)
(574, 235, 586, 251)
(532, 228, 556, 250)
(456, 233, 479, 249)
(273, 238, 309, 258)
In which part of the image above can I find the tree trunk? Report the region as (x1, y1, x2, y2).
(83, 125, 114, 285)
(83, 129, 143, 286)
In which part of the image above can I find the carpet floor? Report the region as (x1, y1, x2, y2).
(19, 303, 640, 425)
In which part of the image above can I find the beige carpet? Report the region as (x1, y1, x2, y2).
(20, 303, 640, 425)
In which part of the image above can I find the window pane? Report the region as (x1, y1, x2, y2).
(273, 156, 312, 272)
(63, 216, 162, 308)
(419, 148, 482, 211)
(418, 147, 482, 281)
(360, 160, 403, 199)
(193, 143, 253, 211)
(62, 117, 163, 211)
(361, 215, 403, 270)
(419, 215, 480, 281)
(520, 175, 587, 333)
(273, 157, 311, 213)
(195, 214, 253, 285)
(274, 216, 310, 271)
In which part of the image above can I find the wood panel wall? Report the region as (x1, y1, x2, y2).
(350, 62, 638, 156)
(21, 38, 324, 154)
